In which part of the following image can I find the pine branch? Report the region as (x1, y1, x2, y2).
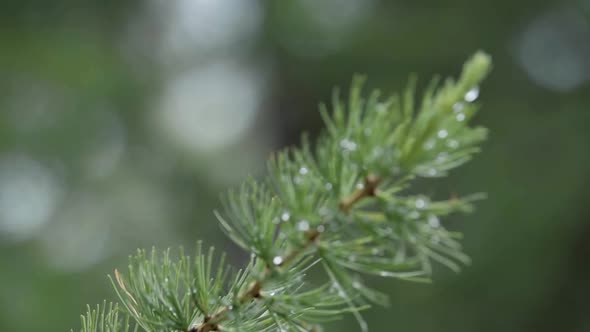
(74, 51, 492, 332)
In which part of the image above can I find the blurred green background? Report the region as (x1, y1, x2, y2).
(1, 0, 589, 331)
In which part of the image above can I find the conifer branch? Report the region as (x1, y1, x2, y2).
(73, 51, 492, 332)
(195, 173, 380, 332)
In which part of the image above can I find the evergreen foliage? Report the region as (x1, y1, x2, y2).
(73, 52, 492, 332)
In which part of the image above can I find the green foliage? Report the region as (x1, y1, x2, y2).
(75, 52, 492, 332)
(75, 301, 137, 332)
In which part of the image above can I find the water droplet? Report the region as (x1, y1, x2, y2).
(269, 291, 276, 297)
(447, 140, 459, 149)
(281, 212, 291, 222)
(428, 215, 440, 228)
(352, 281, 362, 289)
(164, 277, 169, 283)
(228, 305, 234, 311)
(251, 253, 257, 259)
(437, 129, 448, 139)
(299, 167, 309, 175)
(436, 152, 448, 163)
(423, 139, 435, 150)
(337, 289, 347, 298)
(325, 182, 333, 191)
(415, 198, 426, 209)
(464, 86, 480, 102)
(272, 256, 284, 266)
(340, 139, 358, 151)
(356, 182, 365, 190)
(297, 220, 310, 232)
(456, 113, 466, 122)
(317, 225, 325, 233)
(329, 282, 337, 293)
(427, 168, 438, 176)
(452, 102, 465, 113)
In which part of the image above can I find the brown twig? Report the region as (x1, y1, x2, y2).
(192, 279, 265, 332)
(339, 175, 381, 213)
(193, 238, 317, 331)
(192, 175, 380, 332)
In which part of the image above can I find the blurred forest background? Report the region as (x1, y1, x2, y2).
(1, 0, 589, 331)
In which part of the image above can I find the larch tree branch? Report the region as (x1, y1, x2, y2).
(73, 51, 492, 332)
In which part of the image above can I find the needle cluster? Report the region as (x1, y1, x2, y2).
(74, 52, 492, 332)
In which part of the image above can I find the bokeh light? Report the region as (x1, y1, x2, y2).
(514, 7, 590, 92)
(0, 154, 63, 242)
(155, 60, 265, 153)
